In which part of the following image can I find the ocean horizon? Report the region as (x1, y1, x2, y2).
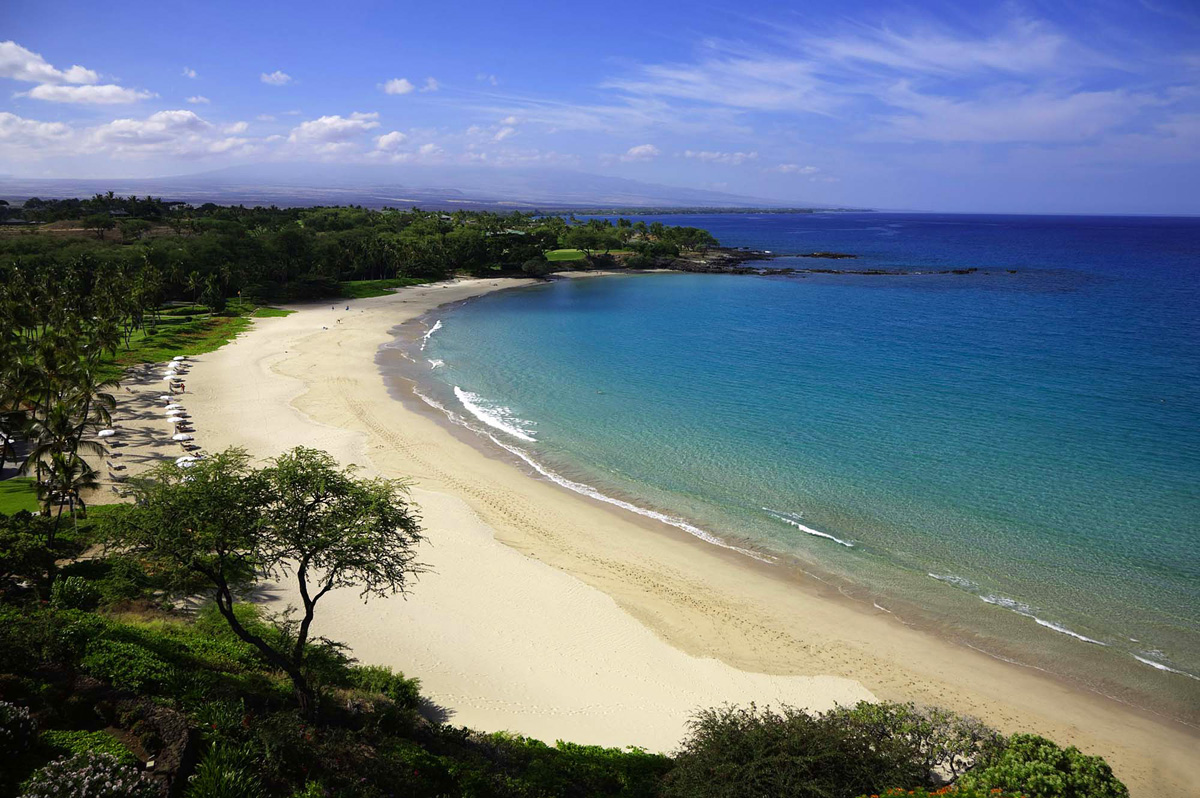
(385, 212, 1200, 726)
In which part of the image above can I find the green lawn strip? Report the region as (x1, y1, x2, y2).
(0, 478, 39, 514)
(339, 277, 435, 298)
(103, 314, 251, 380)
(252, 306, 295, 317)
(546, 249, 587, 262)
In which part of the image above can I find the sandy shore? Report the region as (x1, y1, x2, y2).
(116, 278, 1197, 796)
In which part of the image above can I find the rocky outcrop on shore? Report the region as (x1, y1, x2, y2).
(655, 248, 1007, 277)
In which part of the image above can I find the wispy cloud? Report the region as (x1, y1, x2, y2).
(23, 84, 154, 104)
(683, 149, 758, 165)
(182, 66, 198, 79)
(260, 70, 292, 86)
(187, 95, 210, 104)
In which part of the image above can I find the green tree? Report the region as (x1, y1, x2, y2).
(957, 734, 1129, 798)
(113, 447, 425, 716)
(83, 213, 115, 240)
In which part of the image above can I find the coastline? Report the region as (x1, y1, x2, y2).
(166, 276, 1197, 797)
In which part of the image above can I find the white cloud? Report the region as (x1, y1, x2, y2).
(0, 41, 98, 84)
(770, 163, 819, 174)
(499, 115, 519, 125)
(872, 84, 1149, 143)
(683, 149, 758, 165)
(421, 77, 439, 92)
(418, 142, 439, 155)
(187, 95, 210, 104)
(477, 73, 499, 86)
(182, 66, 198, 79)
(620, 143, 660, 161)
(375, 130, 407, 150)
(381, 78, 415, 95)
(256, 114, 276, 122)
(811, 18, 1075, 76)
(24, 84, 154, 104)
(493, 126, 516, 141)
(90, 110, 212, 146)
(0, 111, 73, 149)
(224, 121, 248, 134)
(287, 111, 380, 153)
(261, 70, 292, 86)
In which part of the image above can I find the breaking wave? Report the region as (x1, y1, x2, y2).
(453, 387, 537, 442)
(420, 319, 442, 350)
(763, 508, 854, 547)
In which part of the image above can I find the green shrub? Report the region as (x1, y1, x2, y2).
(81, 639, 179, 693)
(521, 256, 554, 277)
(51, 576, 101, 610)
(824, 702, 1002, 781)
(1, 700, 37, 758)
(185, 743, 267, 798)
(625, 254, 657, 269)
(19, 751, 157, 798)
(957, 733, 1128, 798)
(346, 664, 421, 709)
(661, 703, 927, 798)
(41, 730, 137, 765)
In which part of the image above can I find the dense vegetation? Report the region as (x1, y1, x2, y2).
(0, 195, 1129, 797)
(0, 194, 718, 303)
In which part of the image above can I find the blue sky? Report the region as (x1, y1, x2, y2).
(3, 0, 1199, 213)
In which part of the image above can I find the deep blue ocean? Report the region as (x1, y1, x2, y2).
(400, 213, 1200, 720)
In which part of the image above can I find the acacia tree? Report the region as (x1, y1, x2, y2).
(113, 447, 425, 715)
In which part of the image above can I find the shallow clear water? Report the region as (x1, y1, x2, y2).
(405, 213, 1200, 719)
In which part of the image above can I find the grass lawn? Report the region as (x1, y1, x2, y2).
(546, 249, 587, 262)
(0, 478, 39, 514)
(95, 307, 252, 381)
(252, 306, 295, 318)
(339, 277, 435, 299)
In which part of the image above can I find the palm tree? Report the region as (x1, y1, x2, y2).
(41, 451, 99, 537)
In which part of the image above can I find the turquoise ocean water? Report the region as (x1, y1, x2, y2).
(387, 213, 1200, 723)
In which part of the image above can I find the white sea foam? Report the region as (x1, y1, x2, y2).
(980, 594, 1107, 645)
(1033, 618, 1107, 646)
(484, 434, 777, 564)
(427, 359, 444, 369)
(763, 508, 854, 547)
(420, 319, 442, 350)
(1133, 654, 1200, 680)
(928, 572, 977, 590)
(454, 387, 537, 442)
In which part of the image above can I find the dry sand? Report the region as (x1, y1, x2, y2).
(108, 278, 1199, 796)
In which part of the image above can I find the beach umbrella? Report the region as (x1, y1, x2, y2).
(165, 408, 184, 415)
(165, 403, 183, 410)
(172, 433, 193, 442)
(172, 356, 185, 361)
(175, 455, 198, 464)
(180, 460, 198, 469)
(159, 395, 173, 401)
(171, 418, 190, 426)
(98, 429, 116, 438)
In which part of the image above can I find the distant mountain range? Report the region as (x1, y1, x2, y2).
(0, 163, 826, 210)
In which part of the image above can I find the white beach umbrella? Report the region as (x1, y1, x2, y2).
(159, 395, 173, 401)
(180, 460, 198, 469)
(165, 403, 184, 410)
(175, 455, 198, 464)
(98, 429, 117, 438)
(172, 356, 186, 361)
(165, 408, 185, 415)
(172, 433, 193, 442)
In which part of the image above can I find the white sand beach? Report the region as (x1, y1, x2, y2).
(107, 278, 1200, 797)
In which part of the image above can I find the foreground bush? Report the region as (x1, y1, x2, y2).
(662, 703, 928, 798)
(958, 733, 1129, 798)
(19, 752, 157, 798)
